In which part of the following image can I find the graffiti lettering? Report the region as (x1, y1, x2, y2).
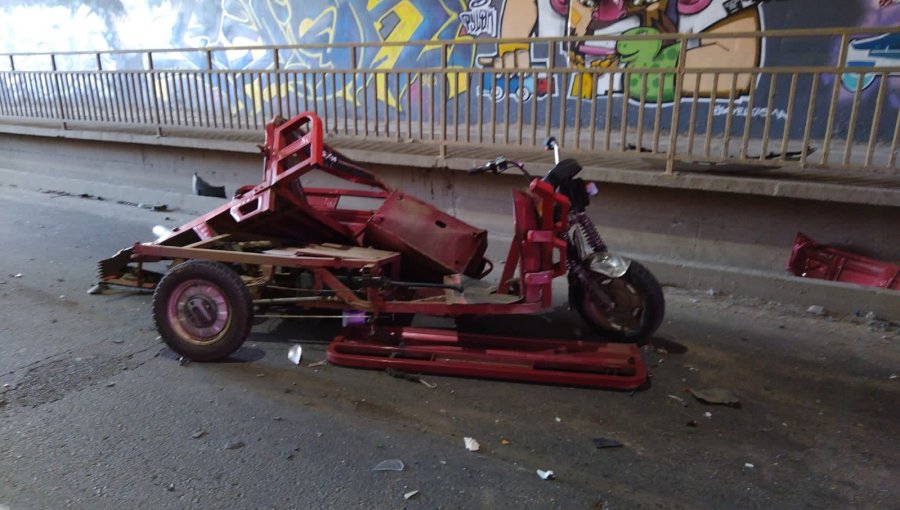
(713, 104, 788, 121)
(459, 1, 498, 38)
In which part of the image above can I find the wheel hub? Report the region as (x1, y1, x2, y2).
(185, 295, 218, 328)
(169, 280, 231, 344)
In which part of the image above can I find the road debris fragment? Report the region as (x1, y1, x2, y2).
(307, 360, 326, 368)
(668, 394, 688, 406)
(223, 440, 245, 450)
(372, 459, 405, 472)
(689, 388, 741, 407)
(9, 273, 22, 278)
(806, 305, 826, 316)
(500, 439, 510, 445)
(592, 437, 624, 449)
(419, 378, 437, 389)
(703, 412, 713, 419)
(191, 430, 206, 439)
(403, 490, 419, 500)
(86, 283, 103, 294)
(744, 462, 755, 469)
(536, 469, 555, 480)
(686, 420, 698, 427)
(463, 437, 480, 452)
(288, 345, 303, 365)
(178, 356, 190, 366)
(890, 374, 898, 380)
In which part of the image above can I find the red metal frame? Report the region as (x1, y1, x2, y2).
(328, 326, 648, 390)
(788, 232, 899, 290)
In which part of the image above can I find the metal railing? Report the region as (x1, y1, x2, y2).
(1, 26, 898, 173)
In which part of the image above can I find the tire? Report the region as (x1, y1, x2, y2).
(572, 261, 665, 343)
(152, 260, 253, 361)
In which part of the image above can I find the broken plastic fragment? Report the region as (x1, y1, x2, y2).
(744, 462, 755, 469)
(806, 305, 826, 316)
(372, 459, 405, 472)
(307, 360, 325, 368)
(419, 378, 437, 389)
(536, 469, 555, 480)
(689, 388, 741, 407)
(463, 437, 480, 452)
(667, 394, 687, 406)
(403, 490, 419, 500)
(703, 412, 712, 419)
(592, 437, 624, 449)
(288, 345, 303, 365)
(86, 284, 103, 295)
(10, 273, 22, 278)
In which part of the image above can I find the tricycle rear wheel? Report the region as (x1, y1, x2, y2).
(153, 260, 253, 361)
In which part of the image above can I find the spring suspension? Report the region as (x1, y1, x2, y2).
(574, 212, 607, 253)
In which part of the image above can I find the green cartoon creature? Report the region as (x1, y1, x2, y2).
(616, 27, 681, 103)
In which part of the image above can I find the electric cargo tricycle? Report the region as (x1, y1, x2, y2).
(97, 112, 664, 390)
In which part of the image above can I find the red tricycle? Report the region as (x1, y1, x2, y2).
(97, 112, 664, 389)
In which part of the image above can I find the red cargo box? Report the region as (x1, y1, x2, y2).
(788, 232, 899, 290)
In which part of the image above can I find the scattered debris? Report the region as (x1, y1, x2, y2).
(178, 356, 190, 366)
(111, 339, 124, 344)
(744, 462, 755, 469)
(86, 284, 104, 295)
(536, 469, 555, 480)
(806, 305, 826, 317)
(689, 388, 741, 408)
(592, 437, 624, 449)
(555, 417, 561, 423)
(463, 437, 480, 452)
(403, 490, 420, 500)
(668, 394, 688, 407)
(192, 172, 227, 198)
(889, 374, 898, 380)
(372, 459, 405, 472)
(788, 232, 899, 290)
(167, 483, 176, 492)
(104, 382, 115, 388)
(9, 273, 22, 278)
(223, 440, 245, 450)
(288, 345, 303, 365)
(703, 412, 713, 419)
(865, 311, 878, 321)
(500, 439, 510, 446)
(273, 416, 283, 421)
(706, 288, 717, 297)
(686, 420, 698, 428)
(419, 378, 437, 389)
(307, 360, 326, 368)
(191, 430, 206, 439)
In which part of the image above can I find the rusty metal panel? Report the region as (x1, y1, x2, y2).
(364, 191, 487, 279)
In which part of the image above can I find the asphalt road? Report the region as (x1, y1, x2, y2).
(0, 183, 897, 509)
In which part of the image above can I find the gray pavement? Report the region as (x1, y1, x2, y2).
(0, 180, 898, 509)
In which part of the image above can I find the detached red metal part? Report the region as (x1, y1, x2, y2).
(788, 232, 899, 290)
(328, 326, 647, 390)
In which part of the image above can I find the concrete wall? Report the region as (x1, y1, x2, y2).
(2, 1, 899, 142)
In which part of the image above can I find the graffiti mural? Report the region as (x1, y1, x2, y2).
(841, 0, 900, 92)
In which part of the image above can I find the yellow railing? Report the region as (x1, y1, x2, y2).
(1, 26, 898, 172)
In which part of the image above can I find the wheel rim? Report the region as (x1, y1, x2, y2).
(167, 279, 231, 345)
(580, 274, 644, 333)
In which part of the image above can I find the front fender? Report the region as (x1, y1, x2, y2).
(583, 252, 632, 278)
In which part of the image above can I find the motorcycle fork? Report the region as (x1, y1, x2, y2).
(566, 211, 612, 310)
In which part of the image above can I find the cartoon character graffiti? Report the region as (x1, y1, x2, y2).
(475, 0, 567, 101)
(840, 0, 900, 93)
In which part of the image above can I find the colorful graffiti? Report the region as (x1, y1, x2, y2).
(841, 0, 900, 92)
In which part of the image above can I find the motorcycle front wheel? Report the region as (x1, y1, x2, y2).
(571, 261, 665, 343)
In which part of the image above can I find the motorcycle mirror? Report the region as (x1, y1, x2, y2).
(544, 137, 558, 151)
(585, 181, 599, 197)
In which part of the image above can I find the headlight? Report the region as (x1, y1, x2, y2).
(586, 252, 631, 278)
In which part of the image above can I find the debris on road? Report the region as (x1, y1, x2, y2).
(592, 437, 624, 449)
(536, 469, 555, 480)
(307, 360, 326, 368)
(86, 284, 104, 295)
(500, 439, 510, 445)
(104, 382, 115, 387)
(223, 440, 245, 450)
(191, 430, 207, 439)
(403, 490, 419, 500)
(372, 459, 405, 472)
(463, 437, 480, 452)
(689, 388, 741, 408)
(9, 273, 22, 278)
(744, 462, 755, 469)
(703, 412, 713, 419)
(788, 232, 899, 290)
(192, 172, 227, 198)
(668, 394, 688, 407)
(889, 374, 898, 380)
(386, 368, 435, 388)
(288, 345, 303, 365)
(686, 420, 698, 427)
(806, 305, 826, 316)
(178, 356, 190, 366)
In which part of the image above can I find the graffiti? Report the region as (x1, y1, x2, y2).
(713, 103, 788, 120)
(840, 2, 900, 92)
(460, 0, 499, 37)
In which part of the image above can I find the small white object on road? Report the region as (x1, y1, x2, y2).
(806, 305, 826, 316)
(536, 469, 555, 480)
(288, 345, 303, 365)
(463, 437, 480, 452)
(703, 412, 712, 418)
(744, 462, 755, 469)
(403, 490, 419, 500)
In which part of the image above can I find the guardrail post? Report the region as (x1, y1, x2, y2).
(821, 32, 848, 166)
(49, 54, 67, 130)
(665, 34, 687, 175)
(147, 52, 163, 136)
(439, 43, 448, 159)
